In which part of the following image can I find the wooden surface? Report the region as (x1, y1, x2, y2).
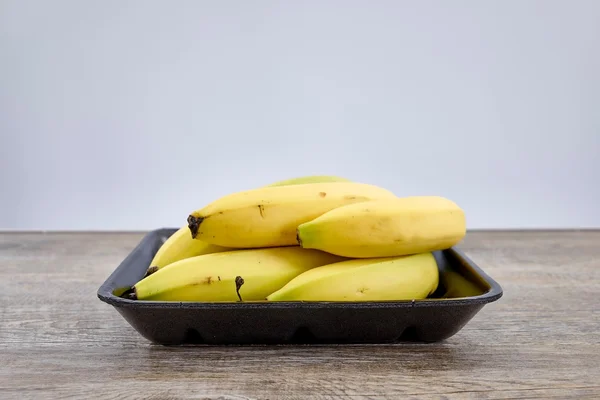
(1, 231, 599, 399)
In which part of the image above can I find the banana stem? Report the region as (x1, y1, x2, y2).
(144, 266, 159, 278)
(187, 215, 204, 239)
(235, 276, 245, 301)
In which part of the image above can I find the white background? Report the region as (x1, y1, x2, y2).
(1, 0, 599, 230)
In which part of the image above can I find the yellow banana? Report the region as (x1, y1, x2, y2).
(187, 182, 398, 248)
(297, 196, 466, 258)
(268, 175, 352, 187)
(145, 175, 351, 276)
(145, 228, 231, 276)
(129, 247, 345, 302)
(440, 269, 483, 298)
(266, 252, 439, 302)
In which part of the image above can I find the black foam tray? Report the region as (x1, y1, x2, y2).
(97, 228, 503, 345)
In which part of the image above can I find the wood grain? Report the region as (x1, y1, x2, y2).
(1, 231, 599, 399)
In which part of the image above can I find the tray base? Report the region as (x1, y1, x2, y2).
(98, 228, 503, 345)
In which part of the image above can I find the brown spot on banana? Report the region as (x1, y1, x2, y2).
(258, 204, 265, 218)
(319, 192, 327, 198)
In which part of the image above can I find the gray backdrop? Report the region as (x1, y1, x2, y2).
(1, 0, 599, 230)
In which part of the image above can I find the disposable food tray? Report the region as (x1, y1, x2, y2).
(98, 228, 503, 345)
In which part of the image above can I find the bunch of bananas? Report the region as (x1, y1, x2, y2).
(125, 175, 466, 303)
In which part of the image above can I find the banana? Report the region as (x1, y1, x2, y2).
(268, 175, 352, 187)
(128, 247, 345, 302)
(145, 175, 351, 277)
(187, 182, 397, 248)
(145, 227, 231, 276)
(440, 269, 483, 298)
(296, 196, 466, 258)
(266, 252, 439, 302)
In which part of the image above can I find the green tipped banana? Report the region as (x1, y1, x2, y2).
(268, 175, 352, 187)
(297, 196, 466, 258)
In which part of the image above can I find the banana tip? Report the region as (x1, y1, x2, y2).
(187, 215, 204, 238)
(144, 266, 159, 277)
(122, 287, 138, 300)
(296, 229, 302, 246)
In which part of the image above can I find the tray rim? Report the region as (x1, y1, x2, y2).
(97, 228, 503, 310)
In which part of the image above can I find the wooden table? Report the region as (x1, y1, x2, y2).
(1, 231, 599, 399)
